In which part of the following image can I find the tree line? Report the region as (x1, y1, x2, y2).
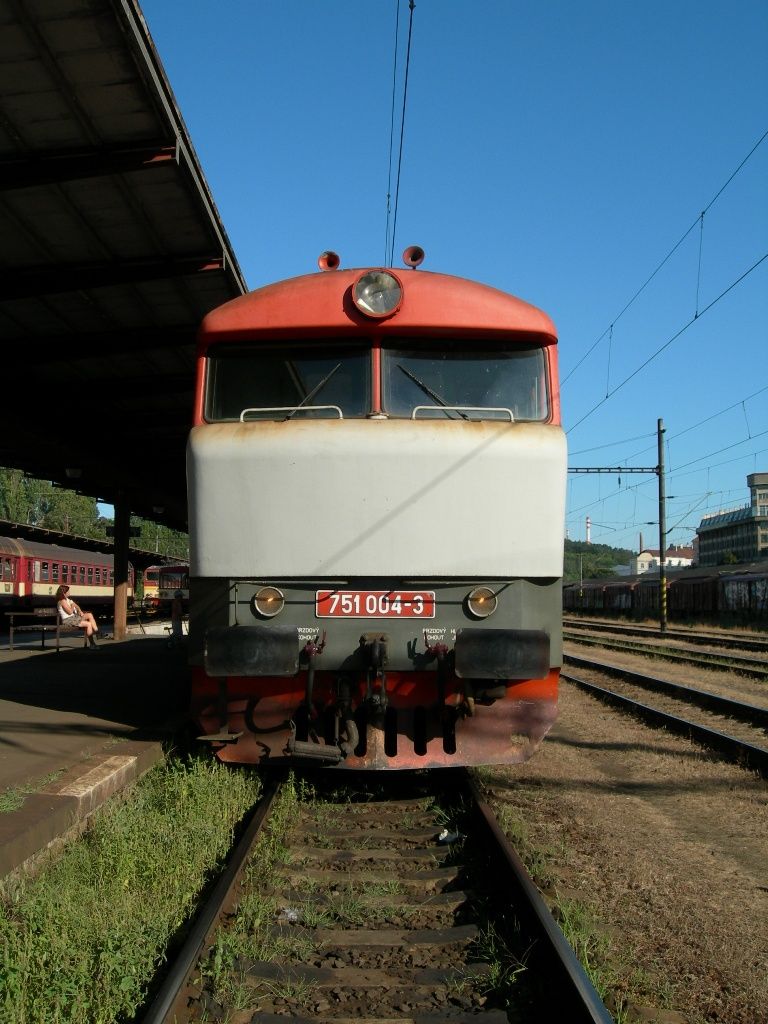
(564, 539, 634, 582)
(0, 467, 189, 560)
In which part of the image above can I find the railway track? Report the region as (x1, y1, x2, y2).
(563, 629, 768, 679)
(563, 654, 768, 778)
(140, 773, 613, 1024)
(563, 617, 768, 654)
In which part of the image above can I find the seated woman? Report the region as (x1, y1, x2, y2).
(55, 585, 99, 647)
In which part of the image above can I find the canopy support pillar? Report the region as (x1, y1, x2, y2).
(113, 496, 130, 642)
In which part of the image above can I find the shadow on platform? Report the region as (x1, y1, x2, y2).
(0, 637, 190, 730)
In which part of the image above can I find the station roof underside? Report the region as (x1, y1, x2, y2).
(0, 0, 247, 532)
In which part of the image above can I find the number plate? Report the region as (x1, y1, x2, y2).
(316, 590, 435, 619)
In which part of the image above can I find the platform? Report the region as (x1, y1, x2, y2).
(0, 632, 189, 877)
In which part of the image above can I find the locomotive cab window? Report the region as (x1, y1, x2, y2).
(205, 343, 371, 420)
(381, 342, 549, 420)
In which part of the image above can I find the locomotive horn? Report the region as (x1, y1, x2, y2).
(402, 245, 425, 268)
(317, 250, 341, 271)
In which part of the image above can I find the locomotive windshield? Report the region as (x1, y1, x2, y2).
(204, 340, 548, 421)
(382, 343, 548, 420)
(205, 343, 370, 420)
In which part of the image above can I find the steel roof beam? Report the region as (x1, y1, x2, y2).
(0, 326, 193, 365)
(0, 144, 179, 191)
(0, 255, 226, 300)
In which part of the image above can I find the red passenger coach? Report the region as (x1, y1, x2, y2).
(187, 251, 567, 769)
(0, 535, 132, 612)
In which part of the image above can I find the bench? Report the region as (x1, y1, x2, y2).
(7, 608, 87, 652)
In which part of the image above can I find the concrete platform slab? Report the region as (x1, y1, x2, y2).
(0, 634, 189, 877)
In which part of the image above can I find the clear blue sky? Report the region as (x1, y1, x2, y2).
(141, 0, 767, 552)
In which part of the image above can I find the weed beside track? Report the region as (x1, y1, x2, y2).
(0, 755, 261, 1024)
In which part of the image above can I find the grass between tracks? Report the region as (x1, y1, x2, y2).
(199, 773, 308, 1012)
(0, 754, 261, 1024)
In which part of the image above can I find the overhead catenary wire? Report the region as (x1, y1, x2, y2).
(561, 128, 768, 387)
(604, 383, 768, 467)
(388, 0, 416, 268)
(569, 431, 656, 456)
(567, 438, 768, 541)
(668, 384, 768, 444)
(566, 250, 768, 433)
(383, 0, 401, 265)
(568, 439, 768, 524)
(564, 133, 767, 544)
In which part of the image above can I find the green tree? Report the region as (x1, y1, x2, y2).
(127, 518, 189, 561)
(0, 468, 189, 556)
(563, 539, 634, 582)
(0, 468, 28, 522)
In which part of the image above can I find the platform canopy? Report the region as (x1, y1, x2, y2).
(0, 0, 247, 531)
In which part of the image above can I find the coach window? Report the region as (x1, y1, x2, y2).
(79, 565, 86, 585)
(42, 561, 49, 582)
(52, 562, 59, 583)
(205, 343, 370, 420)
(95, 568, 101, 586)
(62, 565, 69, 583)
(87, 567, 93, 586)
(381, 342, 549, 421)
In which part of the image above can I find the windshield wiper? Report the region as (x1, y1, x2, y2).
(397, 364, 469, 420)
(284, 363, 342, 420)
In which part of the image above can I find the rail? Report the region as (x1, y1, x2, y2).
(564, 629, 768, 679)
(562, 668, 768, 778)
(138, 772, 613, 1024)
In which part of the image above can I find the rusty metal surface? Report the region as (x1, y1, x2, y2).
(192, 669, 559, 769)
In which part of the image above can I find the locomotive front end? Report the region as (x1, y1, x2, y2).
(187, 260, 566, 769)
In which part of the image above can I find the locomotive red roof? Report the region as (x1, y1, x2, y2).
(197, 268, 558, 346)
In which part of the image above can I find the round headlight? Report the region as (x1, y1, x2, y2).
(466, 586, 498, 619)
(352, 270, 402, 318)
(252, 586, 285, 618)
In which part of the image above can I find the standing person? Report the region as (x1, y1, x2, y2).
(170, 590, 185, 644)
(55, 585, 99, 647)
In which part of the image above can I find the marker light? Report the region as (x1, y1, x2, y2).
(466, 586, 498, 619)
(252, 586, 285, 618)
(352, 270, 402, 318)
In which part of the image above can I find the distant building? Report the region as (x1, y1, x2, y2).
(696, 473, 768, 566)
(630, 545, 694, 575)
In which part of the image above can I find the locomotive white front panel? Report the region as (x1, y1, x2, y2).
(188, 420, 566, 578)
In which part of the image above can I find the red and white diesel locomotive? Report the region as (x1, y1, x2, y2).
(187, 249, 567, 769)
